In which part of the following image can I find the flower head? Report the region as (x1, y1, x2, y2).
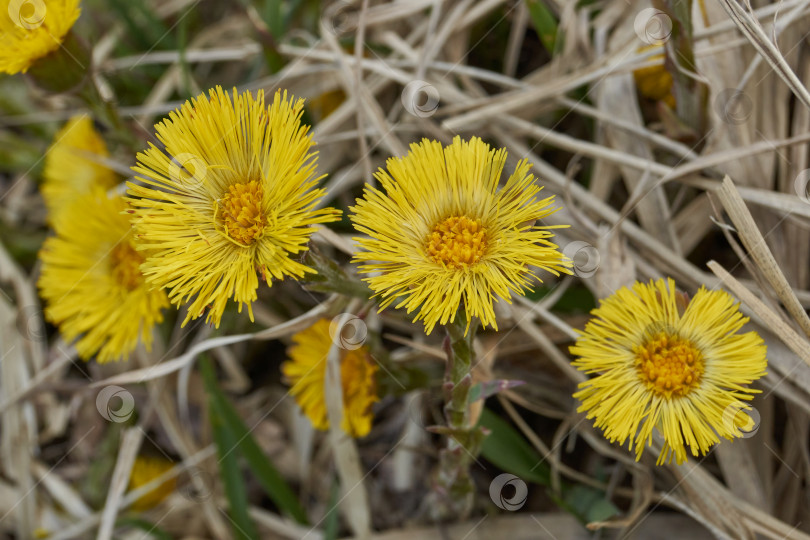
(38, 189, 168, 362)
(0, 0, 81, 74)
(127, 86, 340, 327)
(42, 115, 117, 225)
(571, 278, 767, 464)
(350, 136, 571, 334)
(127, 456, 176, 511)
(282, 319, 378, 437)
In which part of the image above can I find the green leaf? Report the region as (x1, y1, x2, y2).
(525, 0, 559, 55)
(201, 357, 309, 524)
(262, 0, 284, 38)
(207, 382, 259, 540)
(478, 408, 550, 486)
(479, 408, 619, 524)
(561, 484, 620, 523)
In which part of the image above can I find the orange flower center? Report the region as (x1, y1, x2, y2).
(426, 215, 487, 268)
(111, 241, 144, 290)
(635, 331, 704, 398)
(221, 180, 266, 245)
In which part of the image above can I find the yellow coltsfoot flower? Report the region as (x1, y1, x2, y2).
(42, 115, 117, 225)
(38, 189, 168, 362)
(127, 86, 340, 327)
(350, 136, 571, 334)
(127, 456, 176, 511)
(282, 319, 378, 437)
(0, 0, 81, 74)
(571, 278, 767, 465)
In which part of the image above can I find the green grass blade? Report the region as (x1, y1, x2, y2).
(201, 357, 309, 524)
(208, 387, 259, 540)
(323, 478, 340, 540)
(524, 0, 559, 54)
(263, 0, 284, 38)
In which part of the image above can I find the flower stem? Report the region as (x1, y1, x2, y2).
(431, 315, 488, 520)
(445, 318, 473, 428)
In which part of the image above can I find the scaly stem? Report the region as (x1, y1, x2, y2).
(430, 315, 488, 520)
(445, 317, 473, 429)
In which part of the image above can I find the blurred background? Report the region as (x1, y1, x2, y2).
(1, 0, 809, 538)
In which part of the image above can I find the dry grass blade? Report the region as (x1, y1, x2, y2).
(96, 428, 142, 540)
(716, 176, 810, 338)
(325, 310, 371, 539)
(0, 297, 36, 540)
(707, 261, 810, 369)
(88, 296, 336, 388)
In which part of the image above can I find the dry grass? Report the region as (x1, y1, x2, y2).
(1, 0, 810, 538)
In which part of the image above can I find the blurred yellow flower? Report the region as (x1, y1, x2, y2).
(127, 456, 176, 511)
(308, 88, 345, 121)
(571, 278, 767, 465)
(38, 190, 168, 362)
(633, 45, 675, 108)
(42, 115, 117, 225)
(128, 86, 340, 327)
(0, 0, 81, 74)
(350, 136, 571, 334)
(282, 319, 378, 437)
